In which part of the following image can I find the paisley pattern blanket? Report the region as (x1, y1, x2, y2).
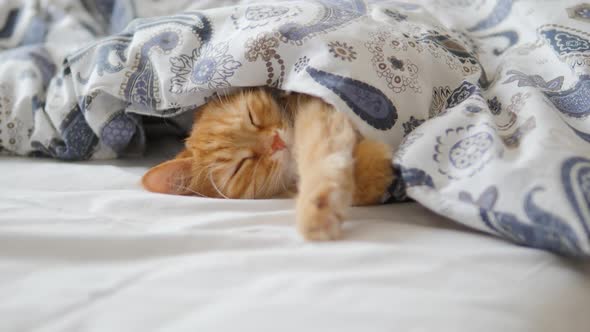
(1, 0, 590, 257)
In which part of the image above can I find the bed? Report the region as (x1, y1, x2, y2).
(1, 0, 590, 330)
(1, 137, 589, 331)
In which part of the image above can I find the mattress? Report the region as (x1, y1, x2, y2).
(1, 137, 589, 332)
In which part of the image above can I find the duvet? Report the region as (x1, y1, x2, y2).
(0, 0, 589, 257)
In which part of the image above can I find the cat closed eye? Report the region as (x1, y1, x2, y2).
(248, 109, 260, 128)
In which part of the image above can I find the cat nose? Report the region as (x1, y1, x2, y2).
(271, 132, 286, 152)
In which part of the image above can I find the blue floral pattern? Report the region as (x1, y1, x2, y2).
(466, 0, 513, 32)
(383, 165, 435, 203)
(170, 42, 242, 94)
(123, 30, 181, 111)
(544, 75, 590, 119)
(328, 41, 357, 61)
(500, 116, 536, 149)
(446, 81, 480, 109)
(101, 112, 139, 154)
(278, 0, 367, 44)
(567, 4, 590, 23)
(450, 132, 494, 169)
(434, 124, 503, 180)
(402, 116, 425, 136)
(541, 29, 590, 55)
(49, 105, 99, 160)
(231, 5, 300, 30)
(502, 69, 564, 91)
(460, 186, 585, 257)
(539, 25, 590, 73)
(383, 9, 407, 22)
(561, 157, 590, 239)
(366, 31, 421, 93)
(429, 86, 453, 118)
(306, 66, 398, 130)
(486, 97, 502, 115)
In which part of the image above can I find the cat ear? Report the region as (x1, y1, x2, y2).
(142, 158, 193, 195)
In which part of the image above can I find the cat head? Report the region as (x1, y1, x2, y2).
(142, 88, 297, 199)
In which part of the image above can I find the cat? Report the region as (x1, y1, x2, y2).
(142, 88, 394, 240)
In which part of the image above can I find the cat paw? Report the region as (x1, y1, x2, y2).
(296, 184, 349, 241)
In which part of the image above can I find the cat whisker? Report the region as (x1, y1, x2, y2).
(251, 157, 263, 198)
(278, 168, 289, 193)
(222, 90, 233, 107)
(182, 163, 220, 198)
(167, 172, 192, 194)
(166, 168, 210, 198)
(257, 163, 272, 197)
(176, 184, 209, 198)
(209, 169, 229, 199)
(215, 91, 233, 113)
(276, 167, 289, 192)
(264, 162, 280, 197)
(190, 163, 210, 186)
(218, 167, 234, 195)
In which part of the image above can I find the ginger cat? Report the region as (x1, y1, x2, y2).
(142, 88, 394, 240)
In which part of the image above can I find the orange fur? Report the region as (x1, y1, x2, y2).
(352, 139, 394, 206)
(142, 88, 394, 240)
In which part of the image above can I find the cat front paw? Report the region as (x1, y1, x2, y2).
(296, 184, 349, 241)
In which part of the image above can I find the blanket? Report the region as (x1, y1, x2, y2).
(1, 0, 589, 258)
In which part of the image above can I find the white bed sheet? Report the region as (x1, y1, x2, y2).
(1, 139, 589, 332)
